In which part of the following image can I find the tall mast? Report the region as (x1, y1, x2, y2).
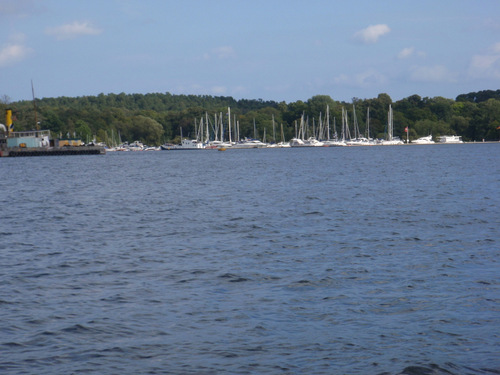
(366, 107, 370, 139)
(326, 105, 330, 141)
(31, 79, 39, 130)
(220, 112, 224, 141)
(272, 114, 276, 143)
(233, 113, 237, 141)
(353, 104, 358, 139)
(388, 104, 393, 141)
(228, 107, 232, 143)
(205, 112, 210, 143)
(341, 107, 345, 142)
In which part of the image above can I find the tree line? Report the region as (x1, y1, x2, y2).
(1, 89, 499, 145)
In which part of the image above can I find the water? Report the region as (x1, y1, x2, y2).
(0, 144, 499, 374)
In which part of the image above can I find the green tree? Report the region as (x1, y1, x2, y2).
(130, 115, 164, 145)
(75, 120, 93, 143)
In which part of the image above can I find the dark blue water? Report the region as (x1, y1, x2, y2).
(1, 144, 499, 375)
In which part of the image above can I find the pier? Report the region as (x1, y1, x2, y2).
(1, 146, 105, 157)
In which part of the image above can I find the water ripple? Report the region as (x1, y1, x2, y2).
(0, 146, 499, 374)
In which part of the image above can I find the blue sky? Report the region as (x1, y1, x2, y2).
(1, 0, 500, 103)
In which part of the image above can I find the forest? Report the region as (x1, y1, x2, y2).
(1, 89, 500, 145)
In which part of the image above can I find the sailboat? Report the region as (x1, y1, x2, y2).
(322, 105, 345, 146)
(379, 104, 404, 145)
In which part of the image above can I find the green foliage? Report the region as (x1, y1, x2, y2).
(456, 89, 500, 103)
(3, 90, 500, 144)
(75, 120, 92, 143)
(130, 115, 164, 145)
(413, 119, 452, 137)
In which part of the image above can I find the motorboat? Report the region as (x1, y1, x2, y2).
(438, 135, 463, 143)
(412, 135, 435, 144)
(161, 139, 205, 150)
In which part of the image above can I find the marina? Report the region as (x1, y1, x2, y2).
(1, 103, 479, 155)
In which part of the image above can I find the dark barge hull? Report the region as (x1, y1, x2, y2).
(1, 146, 106, 157)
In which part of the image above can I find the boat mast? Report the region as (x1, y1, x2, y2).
(214, 113, 219, 141)
(366, 107, 370, 139)
(326, 105, 330, 141)
(220, 112, 224, 142)
(353, 104, 359, 140)
(228, 107, 232, 143)
(387, 104, 393, 141)
(233, 113, 237, 141)
(341, 107, 345, 142)
(205, 112, 210, 143)
(272, 114, 276, 143)
(31, 79, 39, 131)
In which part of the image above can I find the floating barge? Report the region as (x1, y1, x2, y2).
(0, 110, 105, 157)
(2, 146, 105, 157)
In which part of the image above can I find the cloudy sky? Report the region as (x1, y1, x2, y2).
(1, 0, 499, 103)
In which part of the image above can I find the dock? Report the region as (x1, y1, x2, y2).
(1, 146, 106, 157)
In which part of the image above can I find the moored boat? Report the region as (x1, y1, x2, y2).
(232, 138, 267, 149)
(412, 135, 435, 144)
(161, 138, 205, 150)
(379, 105, 404, 145)
(438, 135, 463, 143)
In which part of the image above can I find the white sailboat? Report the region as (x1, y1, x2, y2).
(322, 105, 345, 146)
(379, 104, 404, 145)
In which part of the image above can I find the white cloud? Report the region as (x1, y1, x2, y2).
(491, 42, 500, 54)
(355, 70, 387, 86)
(410, 65, 456, 82)
(211, 86, 227, 94)
(0, 43, 33, 67)
(213, 46, 236, 59)
(353, 24, 390, 44)
(398, 47, 426, 60)
(45, 21, 102, 40)
(471, 55, 498, 70)
(333, 74, 350, 85)
(332, 70, 386, 88)
(398, 47, 415, 59)
(202, 46, 236, 61)
(469, 55, 500, 79)
(468, 42, 500, 79)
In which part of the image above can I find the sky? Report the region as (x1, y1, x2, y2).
(1, 0, 500, 104)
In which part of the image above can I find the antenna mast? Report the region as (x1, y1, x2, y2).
(31, 80, 39, 130)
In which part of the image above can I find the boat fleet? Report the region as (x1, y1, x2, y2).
(104, 105, 464, 151)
